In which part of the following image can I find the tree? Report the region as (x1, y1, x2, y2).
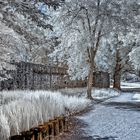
(0, 0, 61, 70)
(0, 22, 22, 71)
(111, 33, 137, 89)
(129, 36, 140, 72)
(95, 32, 139, 90)
(50, 0, 139, 98)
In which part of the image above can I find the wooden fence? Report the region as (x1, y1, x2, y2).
(10, 116, 68, 140)
(0, 62, 86, 91)
(0, 62, 110, 91)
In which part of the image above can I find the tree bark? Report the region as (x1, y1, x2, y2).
(113, 68, 121, 90)
(87, 63, 94, 99)
(85, 1, 102, 99)
(113, 49, 121, 90)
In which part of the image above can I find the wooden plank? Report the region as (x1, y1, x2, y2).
(9, 117, 69, 140)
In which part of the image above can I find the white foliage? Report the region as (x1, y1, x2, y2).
(0, 0, 59, 69)
(129, 46, 140, 70)
(60, 88, 120, 100)
(50, 0, 139, 80)
(95, 31, 139, 74)
(0, 90, 90, 139)
(0, 111, 10, 140)
(128, 31, 140, 70)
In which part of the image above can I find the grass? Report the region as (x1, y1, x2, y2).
(0, 90, 91, 139)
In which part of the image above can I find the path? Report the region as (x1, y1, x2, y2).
(60, 92, 140, 140)
(78, 104, 140, 140)
(121, 88, 140, 92)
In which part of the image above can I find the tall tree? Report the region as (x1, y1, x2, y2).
(0, 0, 61, 69)
(111, 33, 137, 89)
(95, 32, 139, 90)
(50, 0, 139, 98)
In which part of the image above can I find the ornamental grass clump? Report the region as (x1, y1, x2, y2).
(0, 90, 90, 139)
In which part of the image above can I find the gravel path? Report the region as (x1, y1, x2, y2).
(78, 104, 140, 140)
(59, 93, 140, 140)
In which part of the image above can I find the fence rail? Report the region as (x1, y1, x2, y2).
(0, 62, 86, 91)
(0, 62, 110, 91)
(10, 116, 68, 140)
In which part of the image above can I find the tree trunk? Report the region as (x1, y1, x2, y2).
(113, 49, 121, 90)
(113, 68, 121, 90)
(87, 64, 94, 99)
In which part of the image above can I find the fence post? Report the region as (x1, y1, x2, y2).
(48, 121, 54, 140)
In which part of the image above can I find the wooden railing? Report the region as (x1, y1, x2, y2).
(10, 117, 68, 140)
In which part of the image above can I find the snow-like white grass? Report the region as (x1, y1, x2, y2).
(92, 88, 120, 99)
(0, 90, 90, 140)
(132, 94, 140, 102)
(59, 88, 120, 99)
(121, 82, 140, 89)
